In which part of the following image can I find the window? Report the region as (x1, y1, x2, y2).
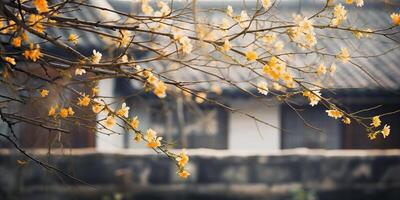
(149, 102, 228, 149)
(281, 105, 341, 149)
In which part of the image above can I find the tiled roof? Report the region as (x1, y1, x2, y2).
(125, 0, 400, 92)
(19, 0, 400, 92)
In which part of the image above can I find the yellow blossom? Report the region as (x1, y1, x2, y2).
(326, 109, 343, 119)
(222, 39, 231, 52)
(92, 87, 99, 96)
(342, 117, 351, 124)
(134, 133, 142, 143)
(281, 71, 293, 84)
(103, 116, 116, 129)
(211, 84, 222, 95)
(263, 57, 286, 81)
(92, 103, 104, 113)
(145, 128, 162, 148)
(226, 5, 233, 17)
(116, 103, 130, 118)
(368, 132, 377, 140)
(23, 44, 42, 62)
(59, 108, 69, 118)
(157, 0, 171, 16)
(303, 89, 321, 106)
(91, 49, 102, 64)
(331, 4, 347, 26)
(68, 107, 74, 116)
(147, 73, 158, 85)
(27, 15, 45, 33)
(273, 82, 282, 91)
(382, 124, 390, 138)
(236, 10, 249, 28)
(261, 0, 271, 9)
(153, 80, 167, 98)
(195, 92, 207, 104)
(141, 0, 154, 15)
(355, 0, 364, 7)
(48, 106, 56, 117)
(337, 47, 350, 63)
(245, 50, 258, 62)
(370, 116, 381, 127)
(68, 33, 79, 45)
(5, 57, 16, 65)
(221, 18, 230, 31)
(345, 0, 353, 4)
(257, 81, 268, 95)
(180, 37, 193, 54)
(120, 55, 129, 63)
(178, 170, 190, 179)
(11, 37, 22, 47)
(119, 30, 131, 47)
(33, 0, 49, 13)
(75, 68, 86, 76)
(391, 13, 400, 26)
(40, 89, 49, 97)
(316, 63, 327, 76)
(176, 149, 189, 167)
(353, 31, 364, 39)
(263, 33, 277, 44)
(77, 94, 90, 107)
(130, 116, 139, 130)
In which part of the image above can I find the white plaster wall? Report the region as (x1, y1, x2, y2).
(228, 99, 280, 150)
(96, 79, 125, 151)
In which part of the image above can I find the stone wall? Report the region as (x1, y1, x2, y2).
(1, 148, 400, 200)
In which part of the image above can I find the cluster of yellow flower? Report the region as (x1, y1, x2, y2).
(141, 0, 154, 15)
(222, 39, 232, 52)
(144, 129, 162, 148)
(325, 108, 351, 124)
(245, 50, 258, 62)
(289, 15, 316, 48)
(23, 44, 42, 62)
(331, 4, 347, 26)
(368, 116, 391, 140)
(137, 66, 168, 98)
(345, 0, 364, 7)
(68, 33, 79, 45)
(33, 0, 49, 13)
(48, 105, 74, 118)
(77, 94, 91, 107)
(263, 57, 295, 88)
(119, 30, 131, 47)
(352, 29, 371, 39)
(116, 103, 130, 118)
(171, 27, 193, 54)
(326, 109, 343, 119)
(11, 37, 22, 48)
(303, 89, 322, 107)
(27, 14, 45, 34)
(261, 0, 271, 9)
(59, 107, 75, 118)
(176, 150, 190, 179)
(86, 97, 191, 179)
(4, 57, 16, 65)
(39, 89, 49, 97)
(336, 47, 350, 63)
(391, 13, 400, 26)
(257, 81, 269, 95)
(91, 49, 102, 64)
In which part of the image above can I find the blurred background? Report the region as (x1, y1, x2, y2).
(1, 0, 400, 199)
